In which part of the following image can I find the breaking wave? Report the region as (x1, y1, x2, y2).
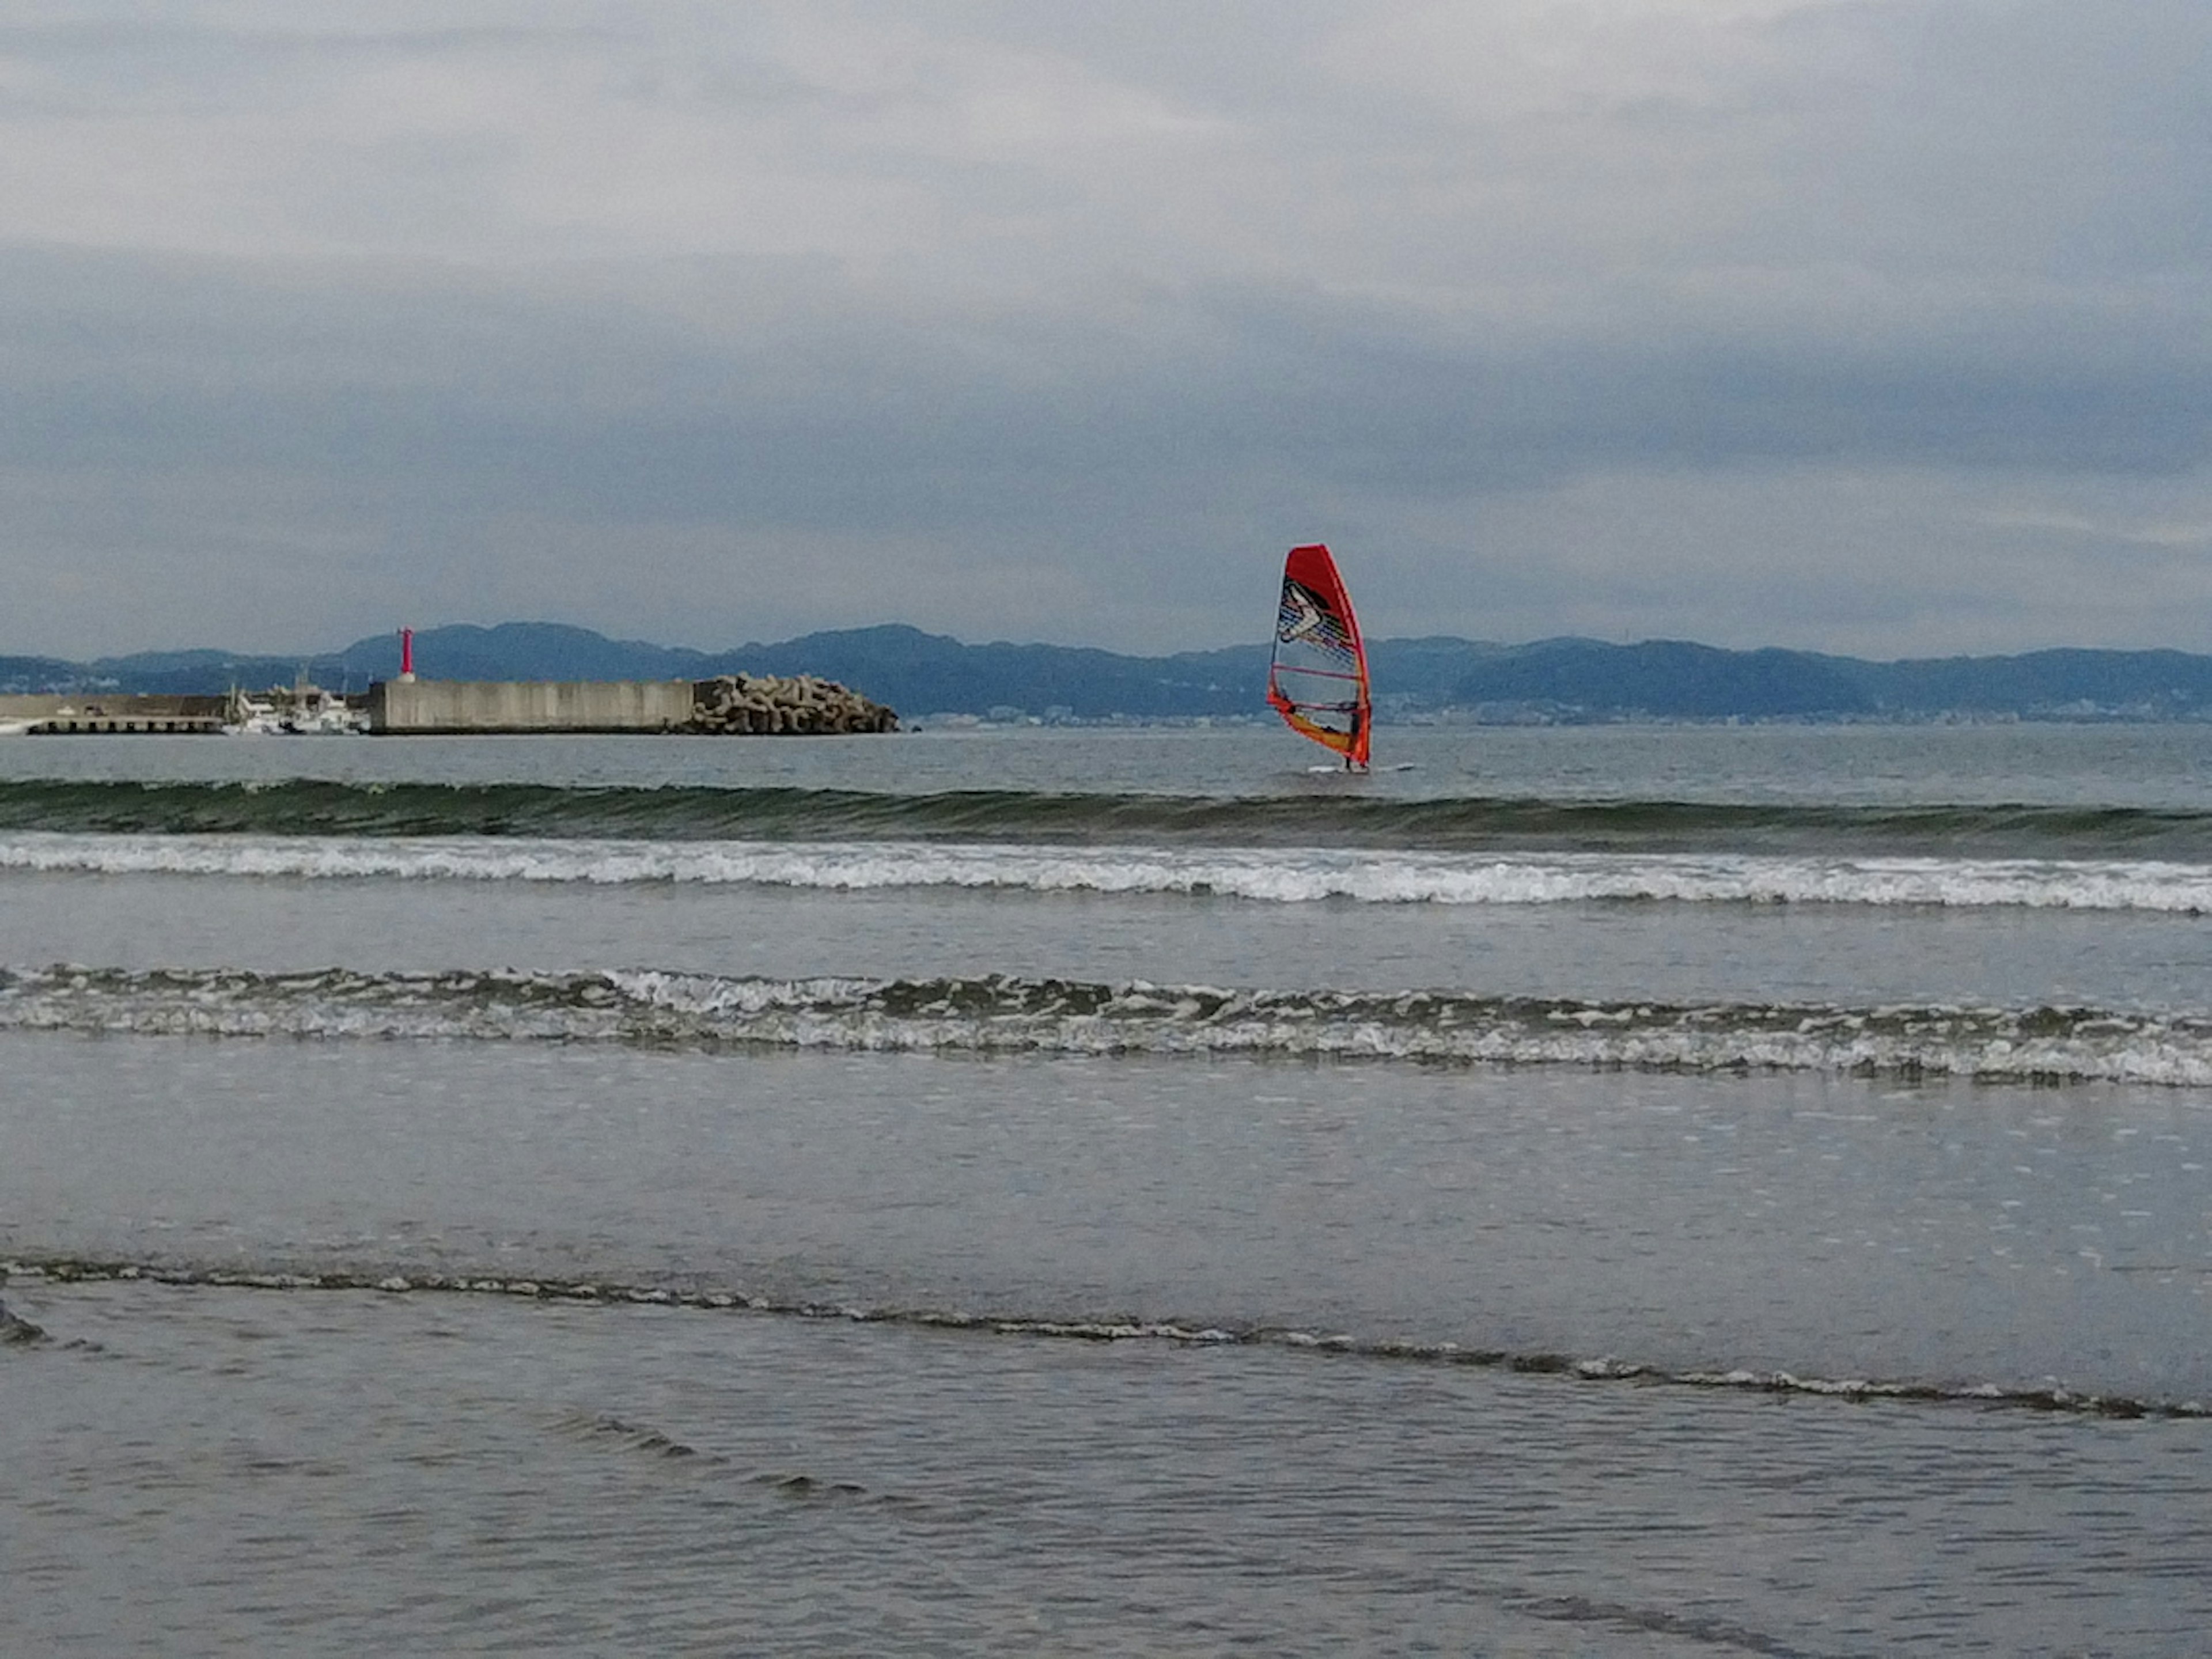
(5, 965, 2210, 1085)
(3, 830, 2210, 910)
(4, 778, 2212, 857)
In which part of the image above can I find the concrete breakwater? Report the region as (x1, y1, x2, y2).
(0, 694, 229, 734)
(365, 676, 896, 735)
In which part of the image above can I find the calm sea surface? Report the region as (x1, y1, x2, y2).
(5, 723, 2212, 1655)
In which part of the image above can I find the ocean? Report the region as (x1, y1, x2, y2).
(5, 721, 2211, 1655)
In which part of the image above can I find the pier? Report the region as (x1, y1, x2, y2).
(365, 675, 897, 735)
(367, 679, 696, 734)
(0, 695, 228, 735)
(0, 677, 898, 737)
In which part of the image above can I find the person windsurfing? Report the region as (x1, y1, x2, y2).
(1266, 544, 1372, 772)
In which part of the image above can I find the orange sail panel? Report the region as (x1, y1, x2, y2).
(1267, 543, 1371, 768)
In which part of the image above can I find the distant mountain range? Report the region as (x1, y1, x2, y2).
(7, 621, 2212, 723)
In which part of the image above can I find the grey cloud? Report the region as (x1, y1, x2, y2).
(2, 2, 2210, 656)
(7, 247, 2203, 524)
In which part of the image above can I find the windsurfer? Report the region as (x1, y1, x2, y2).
(1267, 543, 1373, 771)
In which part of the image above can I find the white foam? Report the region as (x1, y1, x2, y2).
(4, 831, 2212, 912)
(8, 965, 2209, 1085)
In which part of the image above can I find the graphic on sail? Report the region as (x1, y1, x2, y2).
(1267, 543, 1372, 770)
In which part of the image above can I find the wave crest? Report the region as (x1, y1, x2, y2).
(5, 965, 2209, 1085)
(3, 778, 2211, 857)
(9, 1254, 2202, 1420)
(5, 831, 2211, 911)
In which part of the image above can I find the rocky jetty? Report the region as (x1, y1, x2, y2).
(690, 674, 897, 735)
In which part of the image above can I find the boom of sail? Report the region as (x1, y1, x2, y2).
(1266, 543, 1371, 770)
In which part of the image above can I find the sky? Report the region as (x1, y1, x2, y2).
(3, 0, 2209, 659)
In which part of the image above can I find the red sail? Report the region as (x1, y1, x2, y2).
(1266, 543, 1371, 768)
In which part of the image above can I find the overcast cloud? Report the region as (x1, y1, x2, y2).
(3, 0, 2208, 657)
